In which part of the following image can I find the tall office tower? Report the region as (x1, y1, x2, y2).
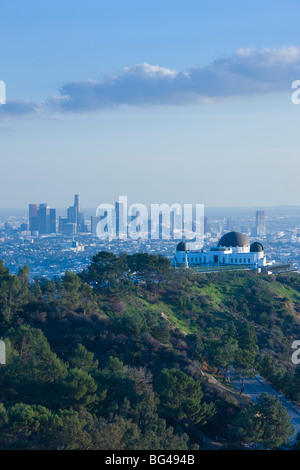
(77, 211, 86, 232)
(256, 210, 266, 236)
(204, 216, 211, 234)
(75, 194, 86, 231)
(115, 201, 120, 238)
(67, 206, 77, 224)
(29, 204, 40, 232)
(39, 204, 50, 234)
(74, 194, 80, 213)
(226, 218, 235, 231)
(91, 216, 100, 234)
(29, 203, 56, 235)
(115, 199, 127, 239)
(67, 194, 85, 232)
(171, 208, 184, 240)
(64, 223, 77, 235)
(49, 209, 57, 234)
(59, 217, 68, 233)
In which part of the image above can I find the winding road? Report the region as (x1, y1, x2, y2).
(231, 373, 300, 442)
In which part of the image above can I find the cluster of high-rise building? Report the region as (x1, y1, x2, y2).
(90, 201, 196, 240)
(28, 196, 268, 242)
(29, 195, 87, 236)
(204, 210, 267, 239)
(58, 194, 87, 235)
(29, 204, 56, 235)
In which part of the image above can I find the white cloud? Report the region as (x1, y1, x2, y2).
(124, 62, 178, 78)
(48, 46, 300, 113)
(2, 46, 300, 117)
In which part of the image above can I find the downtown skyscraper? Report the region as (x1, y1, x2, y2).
(29, 204, 56, 235)
(256, 210, 266, 237)
(59, 195, 87, 234)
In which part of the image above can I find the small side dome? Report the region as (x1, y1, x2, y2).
(176, 241, 189, 252)
(250, 242, 264, 252)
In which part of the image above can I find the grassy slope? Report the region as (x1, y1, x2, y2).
(120, 271, 300, 366)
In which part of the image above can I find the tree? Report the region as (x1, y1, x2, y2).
(84, 252, 127, 289)
(5, 325, 68, 384)
(292, 432, 300, 450)
(2, 325, 68, 405)
(154, 368, 215, 427)
(151, 321, 170, 344)
(255, 393, 296, 449)
(4, 403, 58, 449)
(87, 415, 141, 450)
(31, 281, 43, 301)
(48, 409, 92, 450)
(135, 417, 192, 450)
(229, 406, 262, 447)
(187, 333, 204, 363)
(126, 253, 171, 286)
(78, 283, 96, 314)
(97, 356, 137, 408)
(234, 322, 258, 392)
(219, 338, 238, 381)
(208, 336, 238, 380)
(17, 265, 30, 290)
(39, 278, 57, 301)
(258, 353, 278, 382)
(60, 271, 81, 305)
(290, 367, 300, 402)
(69, 344, 99, 374)
(0, 269, 23, 324)
(230, 393, 296, 449)
(0, 403, 8, 435)
(60, 368, 100, 407)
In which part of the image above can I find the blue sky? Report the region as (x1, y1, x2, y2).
(1, 0, 300, 208)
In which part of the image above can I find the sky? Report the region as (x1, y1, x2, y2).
(1, 0, 300, 209)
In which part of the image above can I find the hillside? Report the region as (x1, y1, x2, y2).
(0, 253, 299, 450)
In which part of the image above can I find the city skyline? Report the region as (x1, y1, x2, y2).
(4, 193, 278, 251)
(8, 193, 273, 240)
(1, 198, 299, 281)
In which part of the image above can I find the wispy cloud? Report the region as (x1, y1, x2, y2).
(48, 46, 300, 112)
(2, 46, 300, 117)
(0, 100, 42, 118)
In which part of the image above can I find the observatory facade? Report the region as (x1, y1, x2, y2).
(173, 231, 270, 271)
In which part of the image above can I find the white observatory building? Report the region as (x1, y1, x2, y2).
(172, 231, 271, 271)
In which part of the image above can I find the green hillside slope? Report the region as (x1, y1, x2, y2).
(0, 254, 299, 450)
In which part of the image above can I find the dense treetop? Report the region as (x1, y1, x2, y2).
(0, 253, 299, 449)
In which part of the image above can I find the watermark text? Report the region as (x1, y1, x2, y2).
(0, 340, 5, 365)
(292, 340, 300, 365)
(96, 196, 204, 248)
(0, 81, 6, 105)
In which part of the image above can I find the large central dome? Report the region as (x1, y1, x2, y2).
(218, 231, 250, 248)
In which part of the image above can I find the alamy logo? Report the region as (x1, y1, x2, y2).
(0, 340, 5, 365)
(292, 340, 300, 365)
(0, 81, 6, 105)
(96, 196, 204, 248)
